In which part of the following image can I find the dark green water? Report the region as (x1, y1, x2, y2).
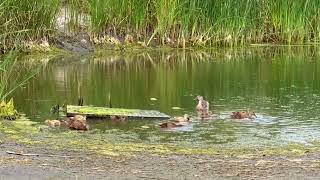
(11, 47, 320, 148)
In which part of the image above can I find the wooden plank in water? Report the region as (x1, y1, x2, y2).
(66, 105, 171, 119)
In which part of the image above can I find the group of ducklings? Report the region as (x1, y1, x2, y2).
(45, 95, 256, 130)
(45, 114, 126, 131)
(45, 114, 89, 131)
(160, 95, 257, 128)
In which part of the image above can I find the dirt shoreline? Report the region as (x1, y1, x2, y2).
(1, 141, 320, 180)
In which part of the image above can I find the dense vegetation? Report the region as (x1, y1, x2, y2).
(1, 0, 320, 50)
(0, 0, 60, 51)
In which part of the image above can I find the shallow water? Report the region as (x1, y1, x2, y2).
(11, 47, 320, 148)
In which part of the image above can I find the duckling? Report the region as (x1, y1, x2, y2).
(198, 110, 214, 119)
(50, 104, 67, 114)
(110, 115, 126, 122)
(49, 104, 60, 114)
(66, 115, 89, 131)
(174, 114, 190, 123)
(195, 96, 209, 112)
(45, 119, 61, 127)
(231, 111, 257, 119)
(73, 114, 87, 122)
(159, 122, 183, 128)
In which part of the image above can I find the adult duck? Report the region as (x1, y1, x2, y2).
(195, 96, 209, 111)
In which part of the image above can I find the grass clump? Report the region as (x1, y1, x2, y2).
(0, 51, 39, 119)
(0, 98, 19, 120)
(0, 0, 60, 51)
(0, 51, 39, 101)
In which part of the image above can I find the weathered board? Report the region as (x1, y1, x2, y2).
(67, 105, 171, 119)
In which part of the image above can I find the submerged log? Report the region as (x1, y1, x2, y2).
(66, 105, 171, 119)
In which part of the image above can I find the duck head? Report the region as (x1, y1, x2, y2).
(111, 115, 126, 122)
(194, 95, 203, 101)
(183, 114, 190, 121)
(250, 112, 257, 119)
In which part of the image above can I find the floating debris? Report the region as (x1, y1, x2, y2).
(140, 125, 150, 129)
(171, 107, 182, 110)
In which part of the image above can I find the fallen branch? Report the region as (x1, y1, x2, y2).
(6, 151, 82, 158)
(6, 150, 92, 159)
(6, 151, 39, 156)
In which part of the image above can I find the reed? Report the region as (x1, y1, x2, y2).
(2, 0, 320, 49)
(0, 0, 60, 51)
(0, 51, 39, 101)
(87, 0, 320, 46)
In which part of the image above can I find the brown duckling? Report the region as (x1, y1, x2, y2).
(45, 119, 62, 127)
(66, 115, 89, 131)
(231, 111, 257, 119)
(195, 96, 209, 112)
(174, 114, 190, 123)
(198, 110, 214, 119)
(159, 122, 183, 128)
(110, 115, 126, 122)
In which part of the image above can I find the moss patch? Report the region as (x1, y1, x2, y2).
(67, 105, 170, 118)
(0, 116, 39, 145)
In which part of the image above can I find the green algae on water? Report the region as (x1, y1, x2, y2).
(1, 116, 320, 158)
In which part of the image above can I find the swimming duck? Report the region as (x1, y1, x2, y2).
(66, 115, 89, 131)
(110, 115, 126, 122)
(231, 111, 257, 119)
(159, 122, 183, 128)
(195, 96, 209, 112)
(160, 114, 191, 128)
(174, 114, 190, 123)
(45, 119, 62, 127)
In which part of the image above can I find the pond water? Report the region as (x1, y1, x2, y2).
(12, 47, 320, 148)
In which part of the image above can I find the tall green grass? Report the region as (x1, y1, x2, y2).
(0, 0, 60, 51)
(1, 0, 320, 49)
(86, 0, 320, 46)
(0, 51, 39, 101)
(0, 51, 39, 120)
